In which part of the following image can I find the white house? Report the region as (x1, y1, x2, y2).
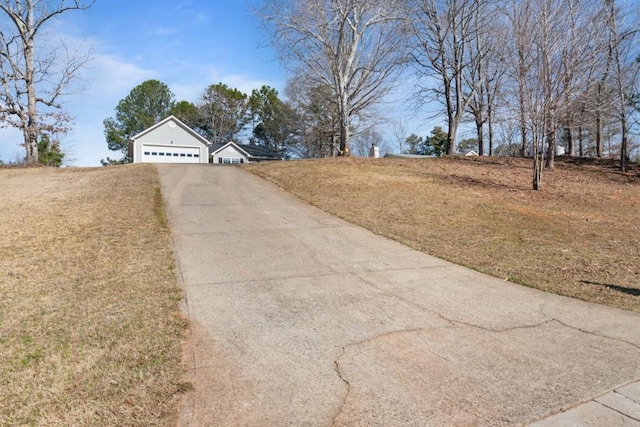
(129, 116, 209, 164)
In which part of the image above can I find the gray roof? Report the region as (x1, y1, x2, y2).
(240, 144, 283, 159)
(209, 142, 283, 160)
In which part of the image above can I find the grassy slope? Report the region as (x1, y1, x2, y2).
(0, 165, 187, 426)
(246, 156, 640, 313)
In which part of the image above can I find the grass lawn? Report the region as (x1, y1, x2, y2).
(0, 164, 187, 426)
(246, 156, 640, 313)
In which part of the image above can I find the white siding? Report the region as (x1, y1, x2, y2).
(212, 145, 248, 164)
(132, 118, 209, 163)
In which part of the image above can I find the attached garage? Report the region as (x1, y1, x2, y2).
(130, 116, 209, 164)
(141, 145, 202, 163)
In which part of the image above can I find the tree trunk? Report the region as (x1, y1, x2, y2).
(519, 85, 527, 156)
(545, 129, 555, 170)
(24, 12, 39, 166)
(620, 116, 628, 172)
(476, 119, 484, 156)
(447, 121, 457, 156)
(578, 126, 584, 157)
(566, 127, 574, 157)
(532, 132, 543, 190)
(443, 72, 456, 156)
(488, 103, 494, 156)
(338, 90, 350, 156)
(533, 157, 542, 190)
(596, 112, 603, 158)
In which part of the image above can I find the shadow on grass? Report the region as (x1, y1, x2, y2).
(580, 280, 640, 297)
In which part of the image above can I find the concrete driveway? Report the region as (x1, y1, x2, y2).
(157, 164, 640, 426)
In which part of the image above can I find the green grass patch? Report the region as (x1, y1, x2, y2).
(0, 165, 187, 426)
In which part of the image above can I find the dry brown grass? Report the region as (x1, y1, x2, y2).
(0, 165, 187, 426)
(246, 156, 640, 313)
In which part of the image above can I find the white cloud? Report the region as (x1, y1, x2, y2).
(145, 27, 181, 37)
(221, 73, 275, 96)
(60, 54, 156, 166)
(169, 64, 277, 103)
(84, 53, 154, 100)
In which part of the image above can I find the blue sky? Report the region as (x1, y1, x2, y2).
(0, 0, 284, 166)
(0, 0, 430, 166)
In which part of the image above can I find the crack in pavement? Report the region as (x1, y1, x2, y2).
(552, 318, 640, 350)
(331, 348, 351, 427)
(356, 272, 551, 333)
(356, 271, 640, 348)
(332, 274, 640, 426)
(330, 325, 514, 427)
(539, 304, 640, 350)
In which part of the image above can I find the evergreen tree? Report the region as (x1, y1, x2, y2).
(248, 86, 298, 156)
(422, 126, 448, 157)
(102, 80, 175, 164)
(37, 134, 64, 167)
(404, 133, 424, 154)
(198, 83, 249, 143)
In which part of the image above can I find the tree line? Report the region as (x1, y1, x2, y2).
(1, 0, 638, 189)
(101, 80, 301, 165)
(260, 0, 640, 189)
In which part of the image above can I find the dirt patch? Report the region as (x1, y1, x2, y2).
(0, 165, 188, 426)
(246, 156, 640, 313)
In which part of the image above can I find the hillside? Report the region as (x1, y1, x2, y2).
(246, 156, 640, 313)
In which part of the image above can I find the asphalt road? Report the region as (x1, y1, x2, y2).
(157, 164, 640, 426)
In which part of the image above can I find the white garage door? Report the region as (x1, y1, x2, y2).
(141, 145, 201, 163)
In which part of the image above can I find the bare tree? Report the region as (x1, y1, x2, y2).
(391, 118, 408, 153)
(603, 0, 639, 172)
(504, 0, 601, 189)
(285, 74, 339, 158)
(411, 0, 493, 155)
(463, 1, 505, 156)
(198, 83, 249, 144)
(260, 0, 408, 156)
(504, 0, 535, 158)
(351, 125, 386, 157)
(0, 0, 94, 165)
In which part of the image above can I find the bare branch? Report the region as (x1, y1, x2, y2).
(0, 0, 94, 164)
(260, 0, 409, 155)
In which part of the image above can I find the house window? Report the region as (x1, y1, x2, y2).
(151, 152, 158, 156)
(173, 153, 179, 157)
(180, 153, 186, 157)
(232, 158, 241, 164)
(144, 151, 150, 155)
(187, 154, 193, 157)
(218, 158, 223, 164)
(194, 154, 199, 158)
(159, 152, 165, 156)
